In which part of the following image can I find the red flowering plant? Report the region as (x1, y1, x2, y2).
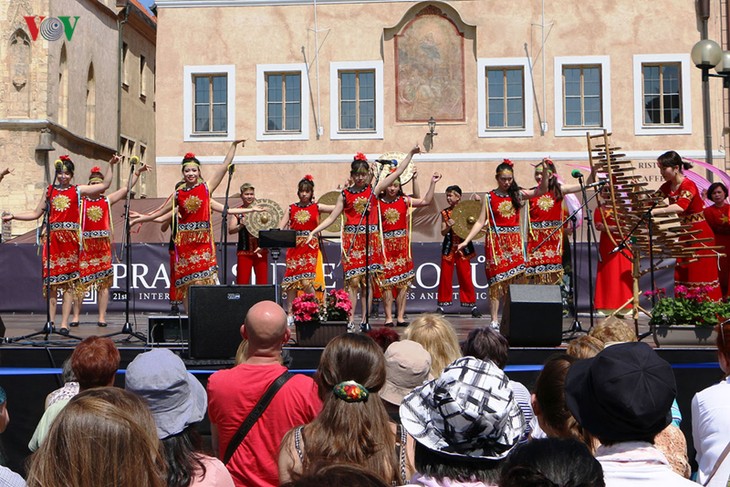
(291, 289, 352, 324)
(646, 286, 730, 327)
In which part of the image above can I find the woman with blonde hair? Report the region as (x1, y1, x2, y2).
(26, 387, 166, 487)
(404, 314, 461, 377)
(279, 334, 414, 485)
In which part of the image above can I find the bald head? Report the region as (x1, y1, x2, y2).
(243, 301, 289, 351)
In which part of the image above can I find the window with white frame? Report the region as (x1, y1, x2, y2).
(554, 56, 611, 136)
(183, 65, 236, 141)
(633, 54, 691, 135)
(477, 58, 533, 137)
(256, 64, 309, 141)
(266, 72, 301, 132)
(330, 61, 383, 140)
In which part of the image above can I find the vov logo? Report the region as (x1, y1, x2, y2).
(24, 16, 80, 42)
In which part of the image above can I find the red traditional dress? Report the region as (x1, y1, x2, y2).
(525, 192, 564, 284)
(378, 195, 414, 289)
(484, 190, 525, 299)
(342, 185, 383, 286)
(659, 178, 722, 300)
(282, 202, 320, 291)
(174, 182, 218, 297)
(236, 206, 268, 285)
(594, 205, 633, 310)
(168, 236, 182, 305)
(43, 185, 81, 296)
(703, 203, 730, 298)
(79, 196, 113, 291)
(437, 207, 476, 307)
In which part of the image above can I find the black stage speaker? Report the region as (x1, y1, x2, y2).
(189, 285, 276, 359)
(502, 284, 562, 347)
(147, 315, 188, 344)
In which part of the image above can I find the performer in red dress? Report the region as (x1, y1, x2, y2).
(72, 163, 148, 327)
(131, 141, 260, 311)
(279, 175, 334, 320)
(3, 154, 119, 334)
(307, 145, 419, 331)
(652, 151, 722, 300)
(525, 159, 586, 284)
(594, 185, 633, 312)
(378, 171, 441, 326)
(437, 185, 480, 317)
(228, 183, 268, 285)
(458, 159, 550, 329)
(703, 182, 730, 298)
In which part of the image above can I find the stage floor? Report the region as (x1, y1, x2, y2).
(0, 309, 714, 349)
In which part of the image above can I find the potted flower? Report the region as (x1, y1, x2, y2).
(646, 286, 726, 344)
(291, 290, 352, 347)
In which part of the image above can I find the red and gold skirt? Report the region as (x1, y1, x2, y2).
(381, 229, 414, 290)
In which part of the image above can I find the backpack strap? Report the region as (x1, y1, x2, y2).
(223, 371, 293, 465)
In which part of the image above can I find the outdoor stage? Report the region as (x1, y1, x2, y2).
(0, 310, 723, 476)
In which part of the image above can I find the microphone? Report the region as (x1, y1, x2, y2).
(375, 159, 398, 166)
(228, 163, 235, 175)
(130, 156, 139, 166)
(571, 169, 583, 179)
(584, 180, 608, 190)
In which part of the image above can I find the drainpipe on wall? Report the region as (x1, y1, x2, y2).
(117, 3, 130, 189)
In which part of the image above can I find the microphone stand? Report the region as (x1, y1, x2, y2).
(7, 185, 81, 342)
(219, 164, 235, 284)
(103, 161, 145, 342)
(578, 176, 597, 332)
(348, 165, 385, 333)
(609, 199, 661, 343)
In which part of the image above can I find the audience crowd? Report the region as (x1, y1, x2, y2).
(2, 307, 729, 487)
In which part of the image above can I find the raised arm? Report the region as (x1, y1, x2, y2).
(2, 191, 47, 222)
(520, 162, 552, 199)
(209, 139, 246, 194)
(107, 162, 151, 205)
(306, 193, 344, 243)
(456, 199, 487, 250)
(0, 168, 12, 183)
(373, 144, 420, 195)
(79, 155, 120, 196)
(130, 195, 174, 225)
(410, 172, 442, 208)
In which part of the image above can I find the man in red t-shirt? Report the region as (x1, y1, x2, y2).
(207, 301, 321, 487)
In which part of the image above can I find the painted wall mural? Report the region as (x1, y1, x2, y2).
(395, 6, 465, 123)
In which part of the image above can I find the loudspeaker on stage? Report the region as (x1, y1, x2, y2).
(502, 284, 563, 347)
(188, 285, 276, 359)
(147, 315, 188, 344)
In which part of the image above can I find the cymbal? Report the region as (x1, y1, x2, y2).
(377, 151, 415, 185)
(452, 200, 486, 240)
(245, 198, 284, 238)
(318, 190, 342, 233)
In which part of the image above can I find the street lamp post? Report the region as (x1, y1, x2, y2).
(691, 39, 730, 175)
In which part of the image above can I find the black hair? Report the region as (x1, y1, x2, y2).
(445, 185, 462, 196)
(539, 159, 563, 201)
(55, 157, 75, 176)
(461, 327, 509, 369)
(350, 160, 370, 175)
(708, 182, 728, 200)
(495, 162, 522, 210)
(298, 178, 315, 203)
(500, 437, 605, 487)
(161, 425, 207, 487)
(413, 441, 502, 484)
(657, 150, 692, 172)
